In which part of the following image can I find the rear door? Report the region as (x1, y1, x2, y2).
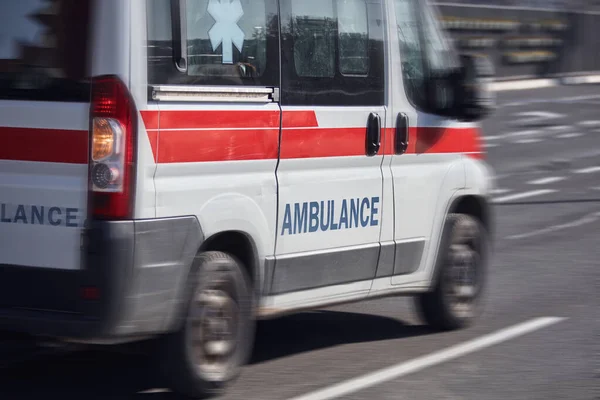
(0, 0, 92, 270)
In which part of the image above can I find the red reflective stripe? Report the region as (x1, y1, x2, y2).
(147, 130, 159, 162)
(280, 128, 366, 159)
(140, 110, 159, 130)
(282, 110, 319, 128)
(157, 129, 280, 163)
(0, 127, 87, 164)
(139, 110, 484, 163)
(159, 110, 280, 130)
(382, 128, 395, 155)
(383, 127, 483, 156)
(408, 127, 481, 154)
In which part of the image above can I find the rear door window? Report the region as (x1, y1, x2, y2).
(147, 0, 280, 87)
(0, 0, 92, 102)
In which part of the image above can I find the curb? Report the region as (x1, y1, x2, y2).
(490, 74, 600, 92)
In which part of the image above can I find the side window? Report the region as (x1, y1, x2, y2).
(280, 0, 385, 106)
(394, 0, 426, 108)
(394, 0, 458, 109)
(147, 0, 279, 87)
(421, 3, 459, 74)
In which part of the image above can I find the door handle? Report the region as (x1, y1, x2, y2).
(395, 113, 409, 155)
(366, 112, 381, 157)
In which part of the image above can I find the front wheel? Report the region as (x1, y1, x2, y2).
(415, 214, 488, 331)
(159, 251, 255, 398)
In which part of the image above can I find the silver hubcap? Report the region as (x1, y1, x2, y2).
(445, 219, 481, 319)
(189, 285, 239, 380)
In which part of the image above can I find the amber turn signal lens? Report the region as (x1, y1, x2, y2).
(92, 118, 115, 161)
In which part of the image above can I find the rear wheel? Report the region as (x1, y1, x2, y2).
(415, 214, 488, 331)
(160, 251, 255, 398)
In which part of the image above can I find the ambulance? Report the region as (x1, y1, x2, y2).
(0, 0, 495, 397)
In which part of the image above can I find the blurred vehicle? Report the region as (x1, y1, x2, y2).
(0, 0, 495, 397)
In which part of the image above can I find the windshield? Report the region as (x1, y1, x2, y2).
(0, 0, 92, 102)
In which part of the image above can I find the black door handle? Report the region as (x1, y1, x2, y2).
(395, 113, 409, 155)
(366, 112, 381, 157)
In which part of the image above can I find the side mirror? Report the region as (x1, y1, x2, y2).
(454, 53, 496, 122)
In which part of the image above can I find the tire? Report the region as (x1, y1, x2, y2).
(159, 251, 255, 399)
(415, 213, 489, 331)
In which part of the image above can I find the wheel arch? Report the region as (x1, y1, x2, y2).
(447, 194, 494, 240)
(199, 230, 262, 298)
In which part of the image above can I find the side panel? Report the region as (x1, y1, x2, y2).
(144, 0, 282, 295)
(273, 108, 386, 295)
(151, 105, 281, 277)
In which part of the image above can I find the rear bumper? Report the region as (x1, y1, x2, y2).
(0, 217, 203, 342)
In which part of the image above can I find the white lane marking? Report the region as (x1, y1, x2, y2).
(138, 389, 170, 394)
(287, 317, 566, 400)
(515, 111, 565, 119)
(548, 125, 571, 131)
(514, 130, 543, 137)
(503, 95, 600, 107)
(574, 166, 600, 174)
(556, 132, 584, 139)
(491, 188, 511, 195)
(483, 135, 502, 141)
(579, 120, 600, 128)
(507, 212, 600, 240)
(494, 189, 556, 203)
(527, 176, 565, 185)
(484, 143, 500, 148)
(515, 138, 542, 144)
(491, 79, 557, 92)
(507, 129, 542, 138)
(562, 75, 600, 85)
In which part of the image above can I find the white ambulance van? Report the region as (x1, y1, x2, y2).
(0, 0, 495, 397)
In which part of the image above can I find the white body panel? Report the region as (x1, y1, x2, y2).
(153, 103, 281, 265)
(130, 0, 158, 219)
(276, 108, 386, 254)
(0, 102, 89, 270)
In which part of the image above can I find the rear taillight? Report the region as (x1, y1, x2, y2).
(89, 76, 137, 220)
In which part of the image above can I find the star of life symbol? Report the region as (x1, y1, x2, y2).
(207, 0, 245, 64)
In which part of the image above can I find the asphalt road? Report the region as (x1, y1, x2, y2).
(1, 84, 599, 400)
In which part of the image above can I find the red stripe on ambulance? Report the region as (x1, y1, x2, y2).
(140, 110, 484, 163)
(156, 128, 280, 163)
(280, 128, 368, 159)
(408, 126, 483, 155)
(0, 127, 88, 164)
(159, 110, 281, 130)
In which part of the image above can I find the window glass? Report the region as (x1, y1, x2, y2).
(291, 0, 336, 78)
(337, 0, 369, 76)
(421, 3, 458, 73)
(281, 0, 385, 106)
(394, 0, 426, 107)
(394, 0, 459, 109)
(0, 0, 92, 102)
(147, 0, 279, 87)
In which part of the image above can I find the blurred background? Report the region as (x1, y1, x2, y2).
(434, 0, 600, 79)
